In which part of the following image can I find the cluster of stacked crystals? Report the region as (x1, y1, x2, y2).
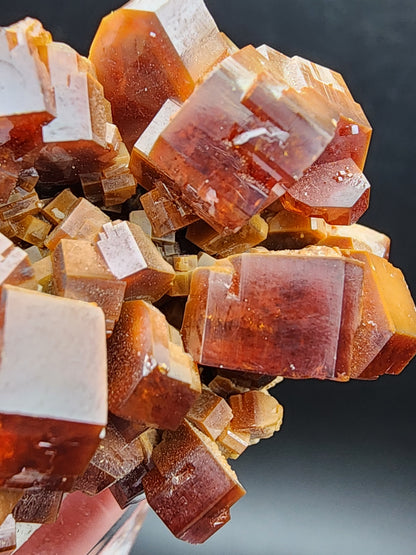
(0, 0, 415, 550)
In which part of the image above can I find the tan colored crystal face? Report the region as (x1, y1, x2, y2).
(52, 239, 126, 335)
(89, 0, 229, 149)
(229, 390, 284, 441)
(0, 490, 23, 526)
(186, 215, 268, 258)
(107, 300, 201, 429)
(318, 223, 390, 258)
(187, 385, 233, 440)
(262, 210, 327, 250)
(44, 198, 110, 251)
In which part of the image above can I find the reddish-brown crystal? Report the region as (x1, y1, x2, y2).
(13, 490, 123, 555)
(74, 422, 144, 495)
(108, 300, 201, 429)
(140, 182, 199, 237)
(89, 0, 229, 150)
(0, 286, 107, 488)
(182, 249, 364, 380)
(258, 45, 372, 171)
(347, 251, 416, 379)
(143, 421, 245, 543)
(282, 158, 370, 225)
(12, 488, 63, 524)
(262, 210, 327, 250)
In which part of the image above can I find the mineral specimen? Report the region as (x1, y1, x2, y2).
(0, 0, 414, 549)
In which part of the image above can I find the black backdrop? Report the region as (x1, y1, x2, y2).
(1, 1, 416, 553)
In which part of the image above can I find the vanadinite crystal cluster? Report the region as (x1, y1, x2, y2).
(0, 0, 415, 551)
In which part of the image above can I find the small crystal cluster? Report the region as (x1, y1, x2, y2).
(1, 0, 416, 550)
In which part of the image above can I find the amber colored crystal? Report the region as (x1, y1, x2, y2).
(53, 239, 126, 335)
(228, 390, 283, 441)
(40, 189, 78, 226)
(140, 182, 199, 237)
(318, 223, 390, 259)
(186, 385, 233, 440)
(282, 158, 371, 225)
(32, 254, 53, 293)
(182, 249, 364, 380)
(186, 215, 268, 257)
(258, 44, 372, 171)
(0, 234, 37, 290)
(12, 489, 63, 524)
(262, 210, 327, 250)
(0, 285, 107, 488)
(0, 514, 16, 554)
(108, 300, 201, 429)
(346, 251, 416, 379)
(143, 421, 245, 543)
(44, 197, 110, 251)
(0, 490, 23, 526)
(208, 375, 249, 399)
(13, 215, 51, 247)
(89, 0, 229, 150)
(216, 426, 250, 460)
(168, 270, 193, 297)
(16, 168, 39, 193)
(74, 422, 144, 495)
(97, 221, 174, 301)
(173, 255, 198, 273)
(0, 188, 40, 228)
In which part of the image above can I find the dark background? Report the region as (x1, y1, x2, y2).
(2, 1, 416, 553)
